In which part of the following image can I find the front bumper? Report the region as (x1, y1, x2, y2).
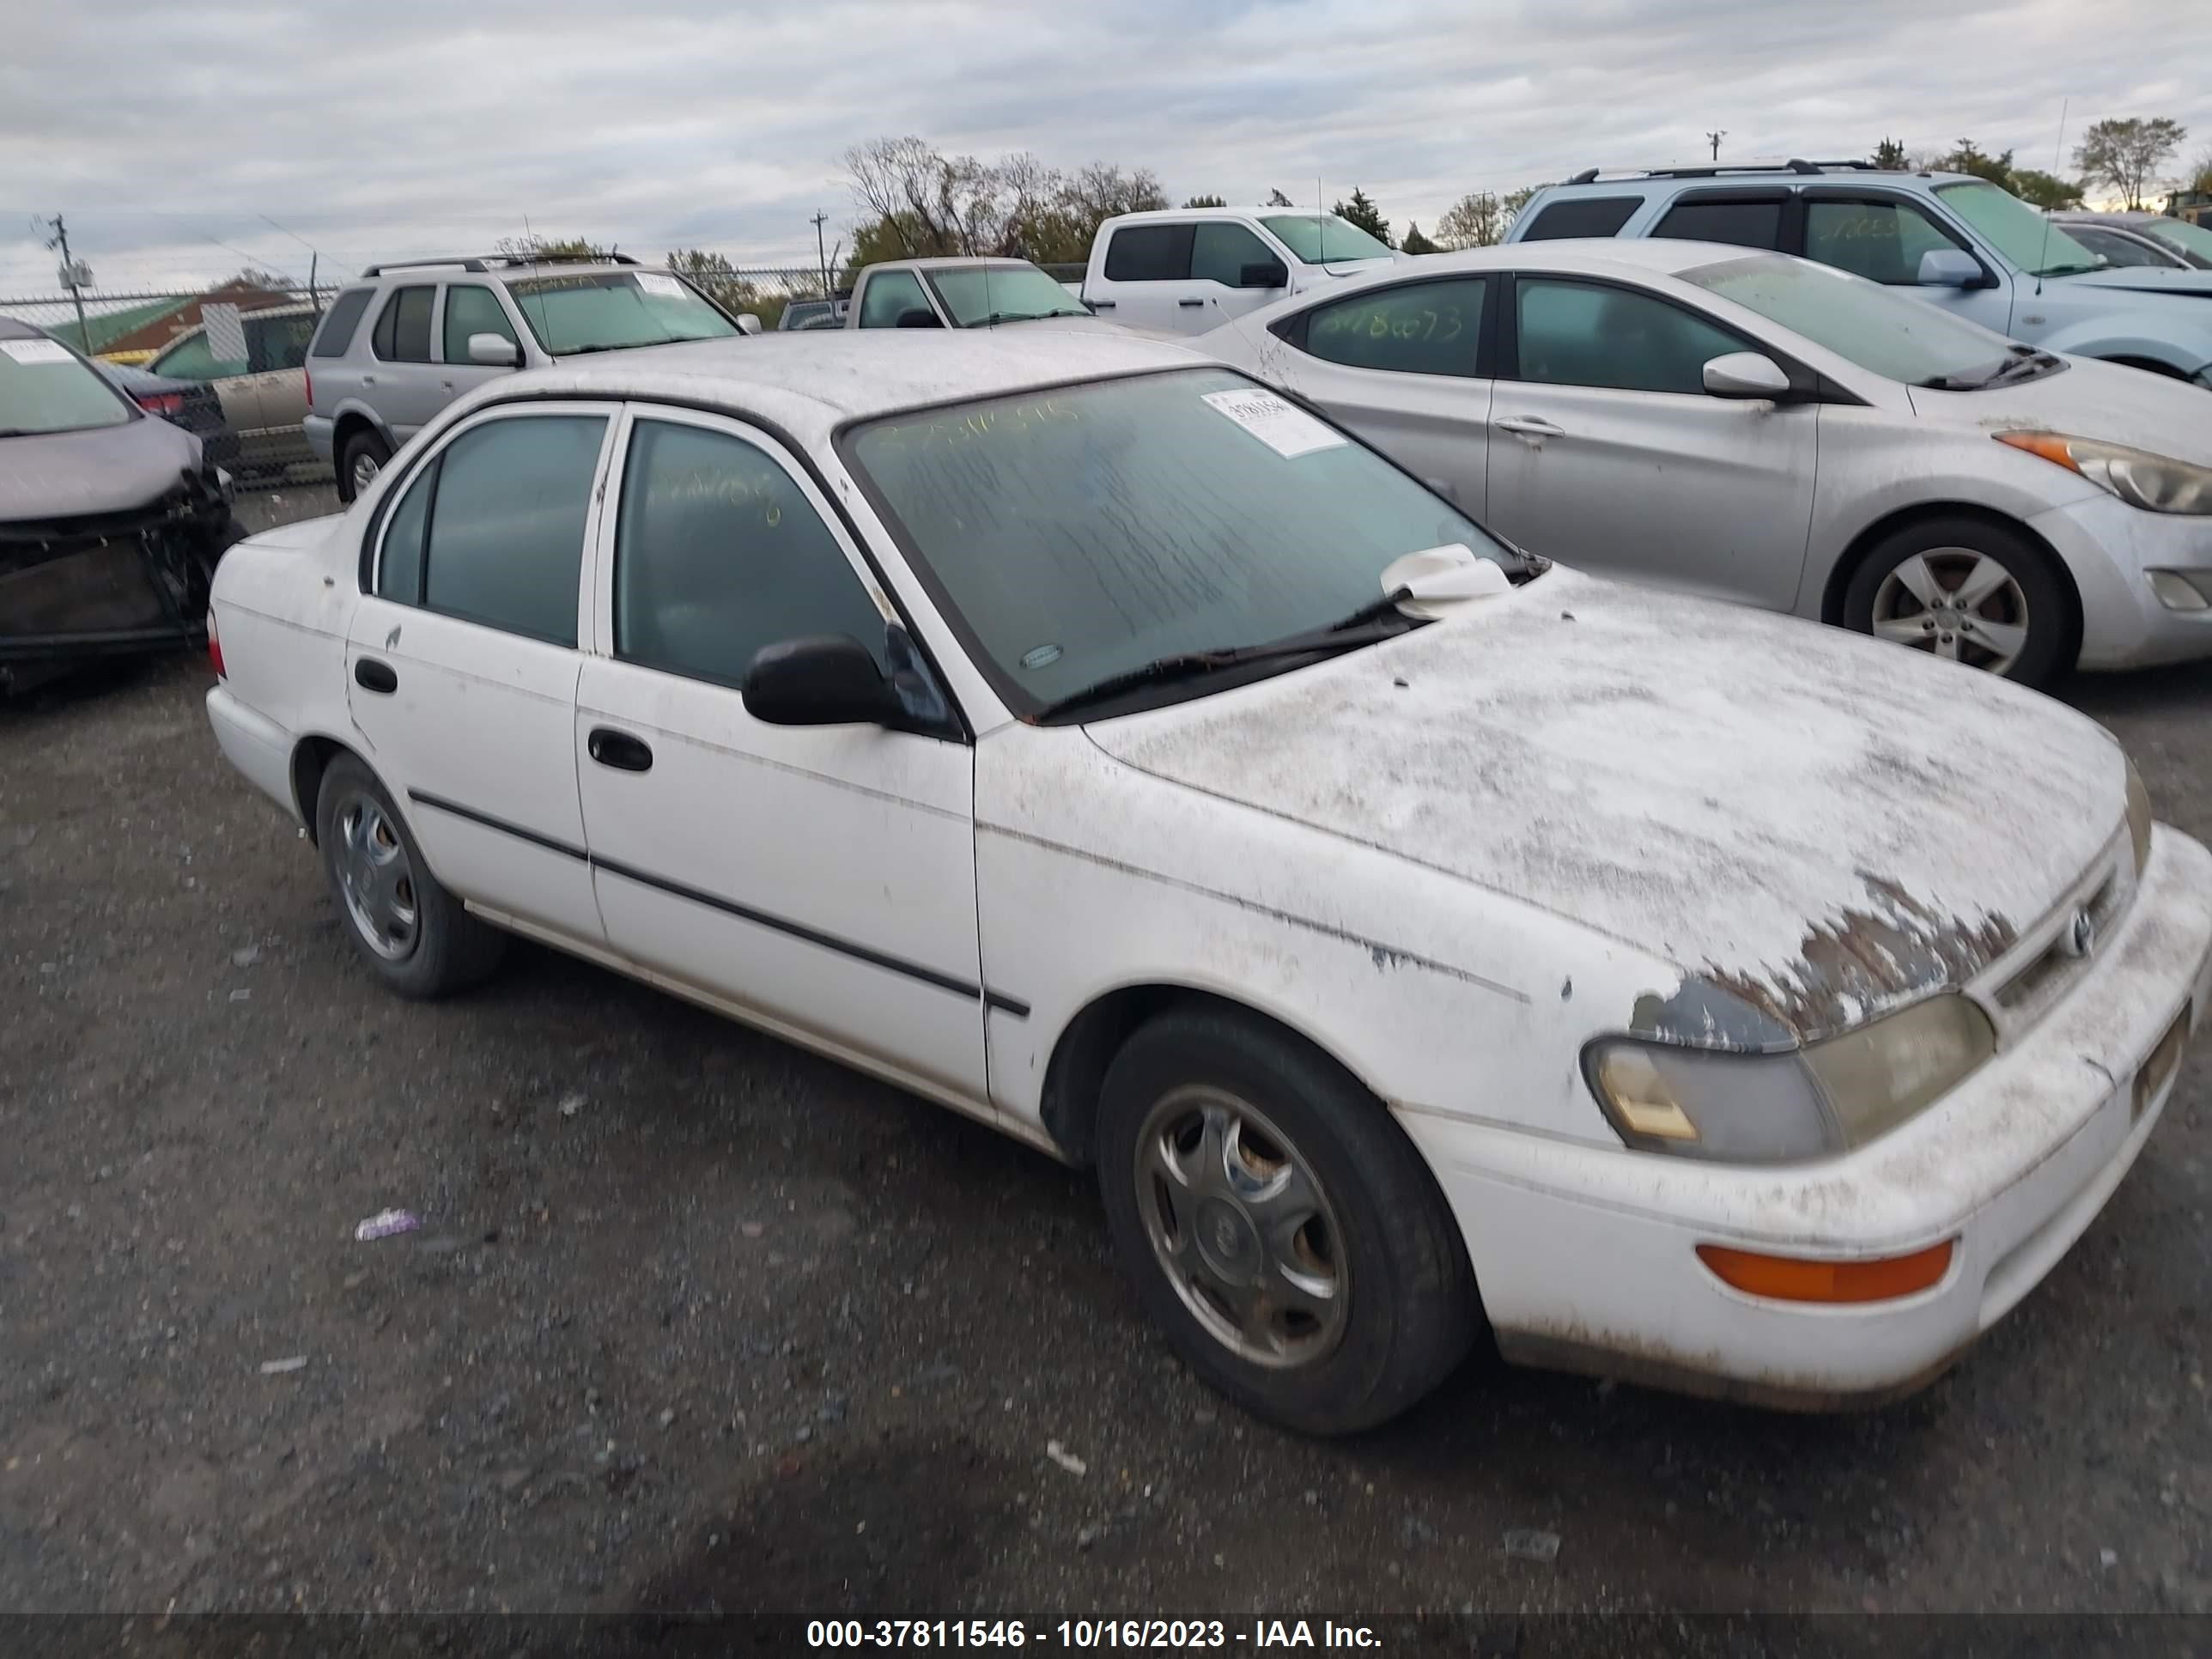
(1400, 823, 2212, 1409)
(2035, 493, 2212, 671)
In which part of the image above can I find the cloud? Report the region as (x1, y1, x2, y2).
(2, 0, 2205, 290)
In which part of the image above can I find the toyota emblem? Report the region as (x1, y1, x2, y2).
(2063, 907, 2096, 959)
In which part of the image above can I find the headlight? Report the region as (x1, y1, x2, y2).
(1994, 431, 2212, 515)
(2127, 757, 2154, 878)
(1585, 994, 1996, 1164)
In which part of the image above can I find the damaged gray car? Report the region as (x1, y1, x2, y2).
(1, 318, 243, 693)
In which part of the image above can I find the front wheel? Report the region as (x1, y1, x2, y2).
(1842, 516, 2073, 687)
(1097, 1006, 1478, 1435)
(337, 428, 392, 504)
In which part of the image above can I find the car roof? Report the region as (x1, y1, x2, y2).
(1329, 239, 1755, 282)
(1540, 164, 1978, 193)
(449, 329, 1206, 447)
(1099, 206, 1322, 225)
(870, 258, 1038, 272)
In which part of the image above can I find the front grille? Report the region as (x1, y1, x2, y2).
(1980, 837, 2133, 1039)
(1994, 866, 2125, 1012)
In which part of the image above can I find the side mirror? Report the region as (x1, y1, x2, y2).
(1239, 258, 1289, 289)
(735, 313, 763, 336)
(1702, 351, 1792, 400)
(741, 635, 899, 727)
(1917, 249, 1984, 289)
(896, 307, 943, 329)
(467, 333, 520, 368)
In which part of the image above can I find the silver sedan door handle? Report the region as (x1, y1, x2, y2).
(1493, 416, 1566, 440)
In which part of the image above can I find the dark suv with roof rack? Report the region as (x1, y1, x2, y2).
(301, 252, 760, 500)
(1505, 160, 2212, 386)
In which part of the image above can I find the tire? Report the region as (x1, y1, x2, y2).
(337, 428, 392, 504)
(1096, 1006, 1478, 1435)
(1842, 514, 2073, 688)
(313, 755, 505, 998)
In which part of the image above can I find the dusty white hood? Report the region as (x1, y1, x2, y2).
(1910, 356, 2212, 466)
(1087, 567, 2125, 1043)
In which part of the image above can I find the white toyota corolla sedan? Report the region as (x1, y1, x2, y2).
(1197, 241, 2212, 687)
(204, 331, 2212, 1433)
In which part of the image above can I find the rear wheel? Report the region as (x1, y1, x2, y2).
(1843, 516, 2073, 687)
(1096, 1006, 1478, 1435)
(314, 755, 504, 998)
(337, 428, 392, 503)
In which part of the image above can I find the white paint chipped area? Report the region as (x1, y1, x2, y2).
(1090, 566, 2126, 995)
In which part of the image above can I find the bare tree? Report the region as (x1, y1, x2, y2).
(2074, 116, 2187, 209)
(1434, 191, 1504, 249)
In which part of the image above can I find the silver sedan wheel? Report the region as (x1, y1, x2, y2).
(1869, 547, 2031, 674)
(332, 792, 419, 961)
(1133, 1085, 1349, 1370)
(349, 449, 382, 496)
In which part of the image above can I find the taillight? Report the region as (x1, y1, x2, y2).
(207, 610, 226, 679)
(137, 392, 185, 416)
(303, 366, 312, 407)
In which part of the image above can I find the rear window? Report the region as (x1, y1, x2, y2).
(1652, 198, 1784, 250)
(1520, 197, 1643, 240)
(1103, 224, 1194, 282)
(309, 289, 373, 357)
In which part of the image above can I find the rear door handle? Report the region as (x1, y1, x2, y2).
(354, 658, 398, 694)
(1494, 416, 1566, 440)
(587, 727, 653, 773)
(1177, 298, 1206, 307)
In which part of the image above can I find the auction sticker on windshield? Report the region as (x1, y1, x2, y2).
(635, 272, 685, 299)
(1200, 387, 1346, 459)
(1, 339, 74, 366)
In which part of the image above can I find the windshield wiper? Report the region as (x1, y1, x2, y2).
(2032, 260, 2102, 279)
(1917, 343, 2057, 392)
(1038, 588, 1417, 719)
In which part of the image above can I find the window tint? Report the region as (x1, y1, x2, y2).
(1514, 279, 1747, 394)
(1103, 224, 1194, 282)
(1652, 198, 1784, 250)
(1519, 197, 1642, 240)
(1190, 222, 1276, 286)
(152, 331, 244, 381)
(615, 420, 888, 688)
(1804, 199, 1965, 284)
(397, 415, 607, 642)
(857, 270, 933, 328)
(371, 286, 435, 362)
(1299, 278, 1486, 377)
(377, 466, 433, 605)
(246, 312, 316, 374)
(309, 288, 374, 357)
(442, 285, 518, 361)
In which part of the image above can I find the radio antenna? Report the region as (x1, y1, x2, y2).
(2034, 98, 2069, 295)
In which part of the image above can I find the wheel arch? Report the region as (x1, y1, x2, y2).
(289, 732, 397, 846)
(1039, 981, 1387, 1170)
(1818, 500, 2081, 655)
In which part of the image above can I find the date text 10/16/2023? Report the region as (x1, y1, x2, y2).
(806, 1620, 1383, 1649)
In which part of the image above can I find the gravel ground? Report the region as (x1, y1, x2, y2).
(2, 483, 2207, 1627)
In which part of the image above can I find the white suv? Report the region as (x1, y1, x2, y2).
(303, 253, 757, 500)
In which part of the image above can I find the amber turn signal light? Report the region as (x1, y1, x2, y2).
(1696, 1239, 1955, 1304)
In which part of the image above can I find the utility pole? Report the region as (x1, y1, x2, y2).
(1706, 130, 1727, 162)
(40, 214, 89, 346)
(811, 211, 830, 295)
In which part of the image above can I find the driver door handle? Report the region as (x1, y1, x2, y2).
(1493, 416, 1566, 439)
(586, 727, 653, 773)
(1177, 298, 1206, 307)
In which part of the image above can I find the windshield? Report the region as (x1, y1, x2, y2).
(1680, 253, 2042, 387)
(926, 265, 1088, 326)
(0, 336, 133, 436)
(2138, 216, 2212, 270)
(1259, 215, 1395, 265)
(843, 367, 1516, 717)
(503, 270, 738, 356)
(1934, 181, 2102, 277)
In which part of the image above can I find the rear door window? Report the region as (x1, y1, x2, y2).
(371, 286, 435, 362)
(1652, 198, 1785, 250)
(1103, 224, 1194, 281)
(1519, 197, 1643, 240)
(1295, 278, 1487, 377)
(246, 312, 316, 373)
(309, 289, 374, 357)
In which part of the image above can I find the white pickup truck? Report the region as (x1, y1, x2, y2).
(1078, 206, 1402, 335)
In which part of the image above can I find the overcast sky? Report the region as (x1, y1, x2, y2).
(3, 0, 2207, 294)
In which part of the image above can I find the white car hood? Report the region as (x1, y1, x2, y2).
(1086, 567, 2124, 1045)
(2058, 265, 2212, 297)
(1908, 356, 2212, 465)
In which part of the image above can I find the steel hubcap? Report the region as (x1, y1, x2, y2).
(334, 793, 418, 960)
(1869, 547, 2031, 674)
(350, 452, 381, 494)
(1134, 1085, 1347, 1369)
